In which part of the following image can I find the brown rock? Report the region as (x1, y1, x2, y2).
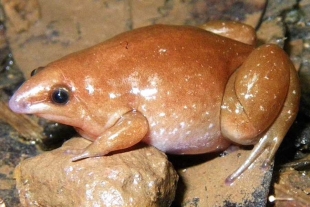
(14, 138, 178, 207)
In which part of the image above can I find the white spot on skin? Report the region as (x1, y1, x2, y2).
(126, 71, 141, 94)
(245, 73, 259, 99)
(140, 88, 158, 98)
(86, 84, 94, 95)
(221, 104, 232, 112)
(147, 74, 161, 86)
(131, 87, 140, 94)
(234, 102, 243, 114)
(171, 128, 178, 135)
(109, 93, 117, 99)
(141, 104, 147, 111)
(180, 122, 186, 128)
(158, 48, 167, 54)
(84, 76, 95, 95)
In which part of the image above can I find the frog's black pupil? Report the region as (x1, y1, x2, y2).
(51, 88, 69, 105)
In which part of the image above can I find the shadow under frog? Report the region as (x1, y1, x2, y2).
(9, 21, 300, 184)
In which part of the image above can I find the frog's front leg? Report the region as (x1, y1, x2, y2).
(69, 110, 149, 161)
(221, 44, 300, 184)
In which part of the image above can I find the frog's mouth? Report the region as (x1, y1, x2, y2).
(36, 113, 76, 124)
(9, 94, 78, 127)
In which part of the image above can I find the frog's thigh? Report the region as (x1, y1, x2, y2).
(221, 44, 291, 145)
(199, 20, 256, 45)
(71, 110, 149, 161)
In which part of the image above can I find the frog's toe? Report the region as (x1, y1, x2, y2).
(64, 149, 91, 161)
(71, 151, 91, 162)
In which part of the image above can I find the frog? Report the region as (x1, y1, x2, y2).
(9, 21, 300, 184)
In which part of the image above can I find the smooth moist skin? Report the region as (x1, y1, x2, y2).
(9, 21, 300, 184)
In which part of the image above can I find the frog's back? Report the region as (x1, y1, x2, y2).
(57, 24, 254, 79)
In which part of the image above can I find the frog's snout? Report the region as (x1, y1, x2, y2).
(9, 92, 28, 113)
(9, 86, 39, 114)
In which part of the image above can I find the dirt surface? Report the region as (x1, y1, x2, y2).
(273, 166, 310, 207)
(172, 149, 272, 206)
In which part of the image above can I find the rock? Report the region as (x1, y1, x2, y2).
(14, 138, 178, 207)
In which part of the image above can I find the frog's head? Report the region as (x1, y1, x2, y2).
(9, 61, 108, 139)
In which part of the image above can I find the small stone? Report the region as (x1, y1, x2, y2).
(14, 138, 178, 207)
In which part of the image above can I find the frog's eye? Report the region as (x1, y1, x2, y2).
(30, 66, 45, 77)
(51, 87, 70, 105)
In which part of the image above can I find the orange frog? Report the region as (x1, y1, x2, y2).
(9, 21, 300, 184)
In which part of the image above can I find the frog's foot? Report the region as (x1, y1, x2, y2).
(225, 127, 292, 185)
(225, 134, 273, 185)
(64, 148, 94, 161)
(65, 146, 110, 161)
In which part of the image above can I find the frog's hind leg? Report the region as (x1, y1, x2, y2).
(221, 44, 300, 184)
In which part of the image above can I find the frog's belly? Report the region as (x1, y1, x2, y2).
(144, 123, 231, 155)
(141, 104, 231, 154)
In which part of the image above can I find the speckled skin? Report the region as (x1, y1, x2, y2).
(9, 21, 300, 183)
